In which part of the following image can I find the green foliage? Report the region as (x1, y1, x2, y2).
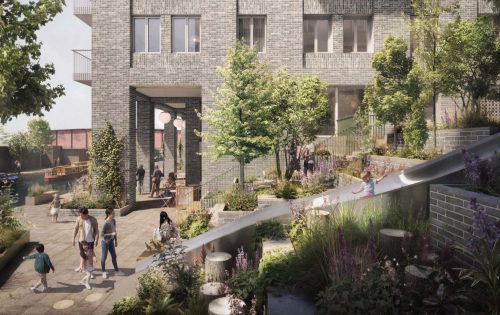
(227, 269, 259, 303)
(273, 180, 298, 199)
(271, 69, 329, 179)
(458, 109, 500, 129)
(197, 41, 274, 185)
(360, 36, 428, 151)
(110, 296, 144, 315)
(253, 220, 287, 243)
(382, 201, 429, 237)
(178, 211, 211, 239)
(485, 0, 500, 11)
(137, 267, 169, 303)
(384, 147, 440, 160)
(258, 251, 299, 289)
(88, 121, 124, 204)
(0, 189, 23, 254)
(27, 118, 54, 154)
(223, 187, 258, 211)
(62, 191, 114, 209)
(437, 17, 500, 114)
(27, 184, 47, 197)
(7, 132, 30, 161)
(0, 0, 65, 123)
(144, 295, 181, 315)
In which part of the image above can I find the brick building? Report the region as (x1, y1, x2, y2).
(72, 0, 499, 204)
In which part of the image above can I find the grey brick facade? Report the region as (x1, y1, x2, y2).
(84, 0, 497, 204)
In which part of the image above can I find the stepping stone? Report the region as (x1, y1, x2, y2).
(199, 282, 227, 306)
(85, 292, 103, 302)
(205, 252, 232, 283)
(53, 300, 74, 310)
(208, 296, 245, 315)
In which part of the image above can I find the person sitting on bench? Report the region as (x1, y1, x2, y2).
(160, 172, 176, 206)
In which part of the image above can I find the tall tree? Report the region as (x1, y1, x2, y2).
(360, 36, 428, 151)
(27, 118, 54, 168)
(0, 0, 65, 123)
(410, 0, 457, 148)
(437, 17, 500, 114)
(7, 131, 30, 163)
(197, 41, 274, 187)
(271, 69, 329, 180)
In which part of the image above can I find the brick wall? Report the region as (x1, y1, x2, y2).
(425, 127, 500, 154)
(429, 184, 500, 262)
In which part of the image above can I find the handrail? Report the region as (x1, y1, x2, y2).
(73, 50, 92, 82)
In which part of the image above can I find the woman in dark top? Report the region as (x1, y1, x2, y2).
(100, 207, 124, 279)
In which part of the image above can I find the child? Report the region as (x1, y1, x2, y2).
(352, 170, 387, 198)
(79, 240, 97, 290)
(23, 244, 55, 293)
(49, 193, 61, 222)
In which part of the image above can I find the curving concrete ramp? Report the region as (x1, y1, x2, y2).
(136, 132, 500, 272)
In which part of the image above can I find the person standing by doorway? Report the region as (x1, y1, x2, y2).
(72, 207, 99, 273)
(150, 165, 163, 198)
(101, 207, 124, 279)
(136, 165, 145, 195)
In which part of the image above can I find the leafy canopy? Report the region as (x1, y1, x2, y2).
(0, 0, 65, 123)
(26, 118, 53, 154)
(197, 41, 275, 183)
(88, 121, 124, 204)
(437, 17, 500, 113)
(7, 131, 30, 161)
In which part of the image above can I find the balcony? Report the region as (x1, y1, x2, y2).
(73, 50, 91, 86)
(74, 0, 91, 26)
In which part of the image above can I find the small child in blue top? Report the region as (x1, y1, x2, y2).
(352, 171, 387, 198)
(23, 243, 55, 292)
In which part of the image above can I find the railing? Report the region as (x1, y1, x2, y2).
(45, 162, 89, 177)
(74, 0, 91, 15)
(369, 114, 387, 141)
(73, 50, 91, 84)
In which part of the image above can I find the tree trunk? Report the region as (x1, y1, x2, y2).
(432, 90, 437, 149)
(274, 143, 282, 180)
(285, 142, 299, 180)
(239, 158, 245, 189)
(205, 252, 232, 283)
(39, 151, 42, 169)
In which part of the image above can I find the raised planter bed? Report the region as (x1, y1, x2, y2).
(25, 190, 58, 206)
(58, 204, 133, 217)
(337, 173, 362, 188)
(368, 155, 425, 173)
(0, 230, 29, 271)
(429, 184, 500, 263)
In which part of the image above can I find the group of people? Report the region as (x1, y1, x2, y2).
(136, 165, 177, 206)
(23, 207, 123, 292)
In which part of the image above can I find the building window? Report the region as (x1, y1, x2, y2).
(172, 17, 200, 53)
(134, 17, 160, 53)
(238, 16, 266, 52)
(343, 17, 372, 53)
(304, 18, 330, 53)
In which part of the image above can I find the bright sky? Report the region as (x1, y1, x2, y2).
(2, 3, 164, 135)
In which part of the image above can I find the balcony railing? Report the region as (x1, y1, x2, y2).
(74, 0, 91, 26)
(73, 50, 91, 86)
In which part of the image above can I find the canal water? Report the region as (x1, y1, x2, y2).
(13, 172, 77, 206)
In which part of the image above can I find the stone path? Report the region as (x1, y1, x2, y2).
(0, 202, 186, 315)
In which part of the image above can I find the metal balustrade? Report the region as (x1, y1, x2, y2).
(74, 0, 91, 26)
(73, 50, 92, 86)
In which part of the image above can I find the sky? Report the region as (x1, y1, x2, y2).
(2, 2, 164, 135)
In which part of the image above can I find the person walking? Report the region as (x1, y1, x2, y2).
(150, 165, 163, 198)
(100, 207, 124, 279)
(72, 207, 99, 274)
(136, 164, 145, 195)
(14, 160, 21, 175)
(79, 241, 96, 290)
(49, 193, 61, 222)
(23, 244, 55, 293)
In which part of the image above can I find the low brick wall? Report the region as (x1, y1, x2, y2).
(425, 127, 499, 154)
(429, 184, 500, 263)
(368, 155, 425, 175)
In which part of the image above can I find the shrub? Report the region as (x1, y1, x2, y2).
(228, 269, 259, 304)
(137, 267, 169, 303)
(258, 251, 298, 289)
(273, 181, 298, 199)
(0, 228, 24, 254)
(253, 220, 287, 243)
(62, 191, 114, 209)
(27, 184, 47, 197)
(462, 150, 500, 197)
(178, 211, 211, 239)
(110, 296, 144, 315)
(458, 109, 500, 129)
(0, 189, 24, 254)
(223, 188, 258, 212)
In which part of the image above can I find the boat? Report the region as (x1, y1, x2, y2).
(43, 161, 88, 184)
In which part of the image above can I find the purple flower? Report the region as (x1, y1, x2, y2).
(235, 246, 250, 272)
(338, 228, 354, 277)
(469, 198, 500, 251)
(462, 150, 481, 185)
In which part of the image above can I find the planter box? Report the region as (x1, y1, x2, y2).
(429, 184, 500, 264)
(0, 230, 29, 271)
(58, 204, 133, 218)
(25, 190, 58, 206)
(369, 155, 425, 174)
(210, 204, 260, 227)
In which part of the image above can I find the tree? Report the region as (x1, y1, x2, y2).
(26, 118, 54, 168)
(7, 131, 30, 163)
(437, 17, 500, 115)
(0, 0, 65, 123)
(410, 0, 457, 148)
(271, 69, 329, 180)
(359, 36, 428, 151)
(88, 121, 124, 204)
(0, 125, 9, 145)
(197, 41, 274, 187)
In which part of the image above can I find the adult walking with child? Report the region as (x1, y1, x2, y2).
(100, 207, 124, 279)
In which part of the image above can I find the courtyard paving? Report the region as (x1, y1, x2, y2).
(0, 199, 186, 315)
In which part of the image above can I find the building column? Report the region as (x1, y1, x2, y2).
(163, 116, 177, 175)
(136, 100, 154, 193)
(334, 87, 339, 135)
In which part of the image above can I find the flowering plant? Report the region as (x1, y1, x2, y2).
(462, 150, 500, 197)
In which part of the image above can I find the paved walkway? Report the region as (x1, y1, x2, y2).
(0, 202, 186, 315)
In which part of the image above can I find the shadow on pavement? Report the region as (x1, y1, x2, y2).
(0, 242, 37, 288)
